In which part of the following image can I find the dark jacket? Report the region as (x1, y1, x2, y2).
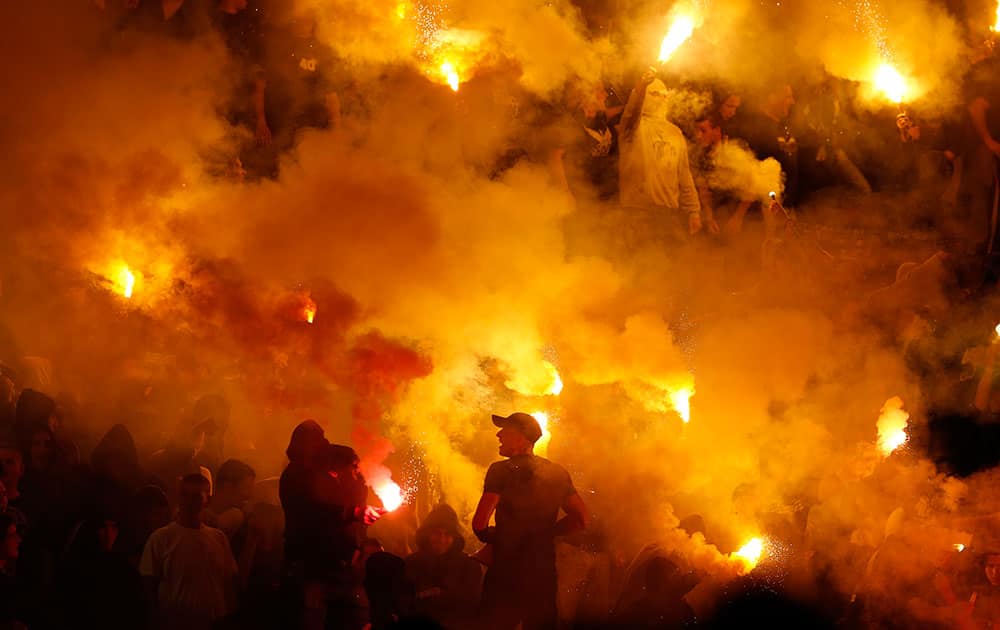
(405, 505, 483, 629)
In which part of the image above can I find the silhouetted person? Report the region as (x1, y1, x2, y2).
(365, 550, 414, 630)
(473, 412, 588, 630)
(207, 458, 255, 544)
(0, 512, 26, 628)
(140, 473, 237, 630)
(89, 424, 153, 518)
(406, 504, 482, 629)
(613, 555, 696, 628)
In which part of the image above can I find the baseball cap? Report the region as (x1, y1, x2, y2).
(492, 412, 543, 443)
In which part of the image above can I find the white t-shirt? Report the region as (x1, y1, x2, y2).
(140, 522, 237, 626)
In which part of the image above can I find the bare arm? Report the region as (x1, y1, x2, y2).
(253, 76, 271, 146)
(472, 492, 500, 539)
(554, 492, 588, 536)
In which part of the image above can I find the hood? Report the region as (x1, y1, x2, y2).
(416, 503, 465, 554)
(285, 419, 327, 463)
(91, 424, 140, 473)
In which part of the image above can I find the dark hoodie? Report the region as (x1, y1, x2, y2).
(89, 424, 152, 516)
(279, 421, 361, 578)
(405, 505, 483, 629)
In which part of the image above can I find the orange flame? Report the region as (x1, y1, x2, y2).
(658, 14, 696, 63)
(533, 411, 552, 457)
(302, 296, 317, 324)
(374, 480, 404, 512)
(873, 63, 908, 104)
(993, 0, 1000, 31)
(114, 264, 136, 299)
(669, 387, 693, 423)
(877, 396, 909, 456)
(733, 537, 765, 573)
(543, 361, 563, 396)
(440, 61, 460, 92)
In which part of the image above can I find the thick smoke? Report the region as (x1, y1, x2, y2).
(0, 0, 997, 620)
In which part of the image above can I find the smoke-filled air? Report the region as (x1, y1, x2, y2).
(5, 0, 1000, 627)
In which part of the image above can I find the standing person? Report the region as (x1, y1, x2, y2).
(280, 421, 383, 630)
(962, 38, 1000, 254)
(472, 412, 588, 630)
(140, 473, 238, 630)
(741, 83, 800, 207)
(406, 504, 483, 629)
(617, 69, 701, 249)
(207, 458, 255, 543)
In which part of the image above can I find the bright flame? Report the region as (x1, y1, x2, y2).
(733, 537, 765, 573)
(669, 387, 693, 423)
(374, 481, 403, 512)
(440, 61, 460, 92)
(543, 361, 563, 396)
(993, 0, 1000, 31)
(994, 322, 1000, 338)
(116, 265, 136, 299)
(954, 543, 966, 552)
(658, 14, 696, 63)
(874, 63, 908, 104)
(395, 2, 406, 19)
(877, 396, 909, 456)
(533, 411, 552, 457)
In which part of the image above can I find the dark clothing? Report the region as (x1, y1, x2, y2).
(406, 505, 482, 629)
(960, 57, 1000, 254)
(564, 106, 622, 202)
(279, 462, 359, 580)
(480, 455, 576, 630)
(365, 552, 415, 630)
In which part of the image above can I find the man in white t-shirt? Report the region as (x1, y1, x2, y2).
(140, 473, 238, 630)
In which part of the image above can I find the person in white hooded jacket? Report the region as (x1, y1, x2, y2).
(618, 70, 702, 241)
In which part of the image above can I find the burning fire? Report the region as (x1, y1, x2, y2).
(544, 361, 563, 396)
(994, 322, 1000, 338)
(115, 264, 136, 299)
(302, 297, 317, 324)
(669, 387, 693, 423)
(733, 537, 765, 573)
(533, 411, 552, 457)
(993, 0, 1000, 31)
(440, 61, 460, 92)
(373, 480, 404, 512)
(873, 63, 908, 104)
(876, 396, 909, 456)
(954, 543, 966, 552)
(658, 14, 696, 63)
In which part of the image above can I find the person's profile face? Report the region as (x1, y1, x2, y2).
(497, 425, 528, 456)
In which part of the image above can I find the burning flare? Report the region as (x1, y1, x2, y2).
(440, 61, 460, 92)
(533, 411, 552, 457)
(873, 63, 908, 104)
(876, 396, 909, 456)
(954, 543, 966, 552)
(994, 322, 1000, 338)
(374, 480, 404, 512)
(302, 297, 317, 324)
(115, 264, 136, 299)
(658, 14, 696, 63)
(669, 387, 693, 423)
(993, 0, 1000, 32)
(733, 537, 765, 573)
(544, 361, 563, 396)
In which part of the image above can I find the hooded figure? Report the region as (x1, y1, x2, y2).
(618, 77, 701, 240)
(89, 425, 153, 517)
(405, 505, 483, 629)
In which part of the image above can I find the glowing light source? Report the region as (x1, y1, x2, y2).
(669, 387, 693, 423)
(115, 265, 136, 299)
(874, 63, 907, 104)
(302, 297, 317, 324)
(440, 61, 460, 91)
(658, 14, 696, 63)
(533, 411, 552, 457)
(992, 0, 1000, 32)
(876, 396, 909, 456)
(374, 480, 404, 512)
(543, 361, 563, 396)
(994, 322, 1000, 338)
(395, 2, 406, 19)
(954, 543, 966, 552)
(733, 537, 765, 573)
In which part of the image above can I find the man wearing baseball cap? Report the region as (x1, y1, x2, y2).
(472, 412, 588, 629)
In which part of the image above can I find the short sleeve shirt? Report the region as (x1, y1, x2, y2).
(483, 455, 576, 552)
(139, 522, 237, 623)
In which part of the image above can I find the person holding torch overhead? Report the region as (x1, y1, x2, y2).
(618, 67, 703, 248)
(473, 412, 588, 630)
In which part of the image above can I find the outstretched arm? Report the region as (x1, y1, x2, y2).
(555, 492, 588, 536)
